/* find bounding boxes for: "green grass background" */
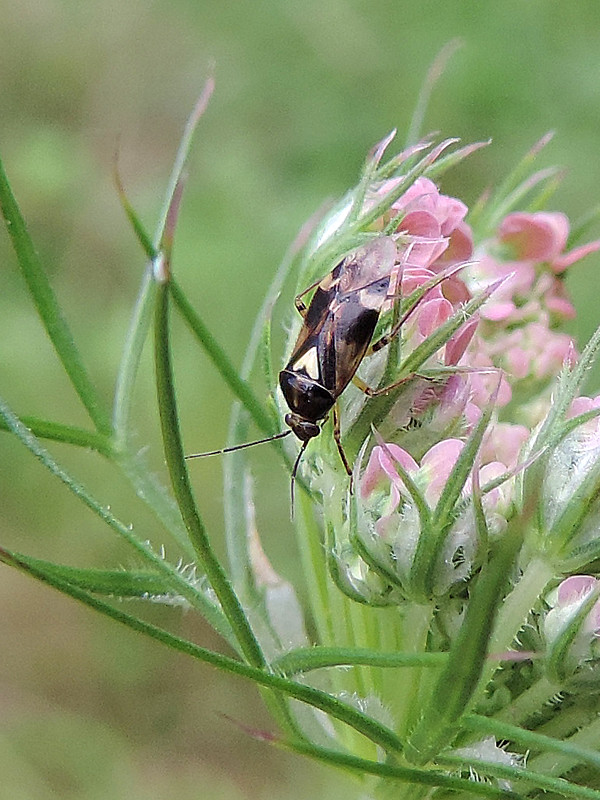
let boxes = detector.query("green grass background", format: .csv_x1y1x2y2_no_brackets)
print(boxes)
1,1,600,797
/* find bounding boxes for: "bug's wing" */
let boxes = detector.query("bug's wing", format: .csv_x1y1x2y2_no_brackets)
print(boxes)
286,236,398,385
285,279,336,369
337,236,398,295
319,294,380,396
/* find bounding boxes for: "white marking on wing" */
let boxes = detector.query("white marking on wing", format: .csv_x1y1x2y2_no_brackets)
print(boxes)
292,346,320,379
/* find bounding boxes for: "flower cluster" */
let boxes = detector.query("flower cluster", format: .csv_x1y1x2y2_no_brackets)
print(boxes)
325,160,600,606
273,134,600,793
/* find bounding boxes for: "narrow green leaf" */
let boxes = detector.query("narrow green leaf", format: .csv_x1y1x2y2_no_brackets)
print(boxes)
0,414,111,455
0,550,174,598
113,79,214,447
568,204,600,248
475,132,554,233
224,231,307,594
112,268,156,449
464,714,600,772
284,739,519,799
273,646,446,675
347,129,396,226
405,40,462,148
533,323,600,457
259,314,280,429
0,544,406,758
0,395,232,643
358,139,459,232
425,139,491,180
113,163,156,261
153,281,265,667
0,156,111,434
481,167,562,237
546,464,600,559
438,751,600,800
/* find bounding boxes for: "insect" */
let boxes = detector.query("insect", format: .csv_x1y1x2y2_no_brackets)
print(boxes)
279,235,403,479
188,235,426,488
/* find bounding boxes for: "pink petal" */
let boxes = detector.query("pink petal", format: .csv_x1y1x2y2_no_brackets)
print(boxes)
438,197,469,236
421,439,465,503
401,265,437,294
532,331,574,379
568,394,600,419
434,221,474,270
499,212,569,261
445,317,479,365
480,301,517,322
551,240,600,272
482,423,529,468
417,297,454,337
546,296,576,319
401,210,441,239
505,346,530,379
360,444,418,500
478,461,507,507
393,176,440,213
557,575,598,605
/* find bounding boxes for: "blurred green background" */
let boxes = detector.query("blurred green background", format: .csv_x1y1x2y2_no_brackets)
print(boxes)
2,1,600,797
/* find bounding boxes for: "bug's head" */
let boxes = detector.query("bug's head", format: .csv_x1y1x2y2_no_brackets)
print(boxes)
285,413,321,443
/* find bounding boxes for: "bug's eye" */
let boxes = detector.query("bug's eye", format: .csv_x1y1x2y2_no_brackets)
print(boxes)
285,414,321,442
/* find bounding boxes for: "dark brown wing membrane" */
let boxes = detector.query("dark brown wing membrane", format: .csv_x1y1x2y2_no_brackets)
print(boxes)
319,289,381,395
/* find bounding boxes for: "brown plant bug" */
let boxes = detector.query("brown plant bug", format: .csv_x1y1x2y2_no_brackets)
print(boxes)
188,235,457,499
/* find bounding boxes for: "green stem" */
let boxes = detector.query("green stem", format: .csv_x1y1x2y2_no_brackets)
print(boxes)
273,646,446,675
112,268,155,448
527,714,600,780
438,752,600,800
153,281,265,667
0,415,111,455
405,519,523,765
286,741,519,800
393,603,435,738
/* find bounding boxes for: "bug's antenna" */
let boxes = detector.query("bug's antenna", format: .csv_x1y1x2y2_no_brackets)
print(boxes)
185,430,291,459
290,440,309,516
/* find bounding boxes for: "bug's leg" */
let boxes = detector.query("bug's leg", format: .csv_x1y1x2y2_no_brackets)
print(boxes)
352,373,421,398
332,404,353,488
294,276,323,316
367,296,416,355
354,365,494,398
